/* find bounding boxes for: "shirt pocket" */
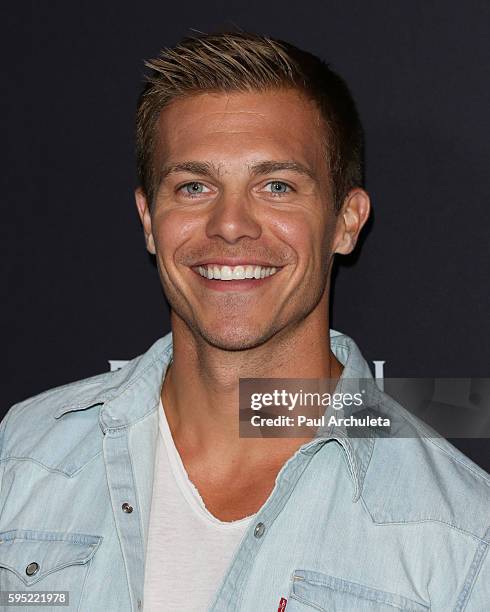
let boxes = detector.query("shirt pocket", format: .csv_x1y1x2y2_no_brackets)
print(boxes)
0,529,102,610
287,569,430,612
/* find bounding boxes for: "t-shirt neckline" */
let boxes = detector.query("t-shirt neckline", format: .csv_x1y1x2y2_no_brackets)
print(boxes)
158,399,255,529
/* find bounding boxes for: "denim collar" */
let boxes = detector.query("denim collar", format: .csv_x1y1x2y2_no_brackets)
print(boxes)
55,329,377,501
300,329,378,502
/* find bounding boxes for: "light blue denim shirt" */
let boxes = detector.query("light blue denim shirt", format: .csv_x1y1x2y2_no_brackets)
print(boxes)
1,330,489,611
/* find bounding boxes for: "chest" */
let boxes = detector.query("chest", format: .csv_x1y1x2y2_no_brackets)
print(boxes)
187,468,279,521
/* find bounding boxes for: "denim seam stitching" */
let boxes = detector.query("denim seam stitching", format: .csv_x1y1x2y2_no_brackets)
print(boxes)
293,575,428,610
78,555,94,612
0,456,76,475
102,346,170,406
359,494,489,544
289,593,326,612
454,526,490,611
423,437,490,486
101,435,134,611
125,424,146,608
0,448,105,477
0,531,102,545
68,449,104,476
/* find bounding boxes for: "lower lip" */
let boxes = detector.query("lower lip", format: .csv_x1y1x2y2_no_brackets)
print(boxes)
191,268,281,291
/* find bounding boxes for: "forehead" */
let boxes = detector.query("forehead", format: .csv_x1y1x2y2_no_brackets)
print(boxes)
154,89,326,169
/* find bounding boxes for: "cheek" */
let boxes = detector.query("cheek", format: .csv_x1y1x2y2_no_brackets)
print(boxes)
152,209,200,260
269,213,329,263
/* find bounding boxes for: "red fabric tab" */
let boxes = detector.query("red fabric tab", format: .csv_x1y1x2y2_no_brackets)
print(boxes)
277,597,287,611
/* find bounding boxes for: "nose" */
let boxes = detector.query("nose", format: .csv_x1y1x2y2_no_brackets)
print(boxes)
205,191,262,244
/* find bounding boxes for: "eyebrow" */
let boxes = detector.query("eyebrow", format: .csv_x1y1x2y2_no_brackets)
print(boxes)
159,161,216,183
248,160,316,181
159,159,317,183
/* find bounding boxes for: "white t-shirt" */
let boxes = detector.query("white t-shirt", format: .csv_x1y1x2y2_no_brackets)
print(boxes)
143,400,254,611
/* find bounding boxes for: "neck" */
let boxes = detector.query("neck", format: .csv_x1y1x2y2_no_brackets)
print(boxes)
161,296,343,468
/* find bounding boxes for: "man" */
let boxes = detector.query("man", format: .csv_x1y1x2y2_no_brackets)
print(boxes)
0,32,488,612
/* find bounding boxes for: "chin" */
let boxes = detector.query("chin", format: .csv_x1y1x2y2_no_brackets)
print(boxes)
198,323,277,352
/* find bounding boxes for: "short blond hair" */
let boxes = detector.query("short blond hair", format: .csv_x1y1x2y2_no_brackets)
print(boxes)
136,31,364,212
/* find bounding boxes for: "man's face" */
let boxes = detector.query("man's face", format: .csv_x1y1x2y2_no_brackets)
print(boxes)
137,89,357,351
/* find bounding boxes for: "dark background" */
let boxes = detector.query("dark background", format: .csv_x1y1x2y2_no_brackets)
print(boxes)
2,2,489,469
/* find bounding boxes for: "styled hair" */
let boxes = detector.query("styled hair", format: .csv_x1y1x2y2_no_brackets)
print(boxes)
136,31,364,213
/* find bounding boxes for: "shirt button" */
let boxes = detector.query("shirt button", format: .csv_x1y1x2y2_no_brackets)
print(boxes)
137,599,142,609
25,562,39,576
254,522,265,538
121,502,133,513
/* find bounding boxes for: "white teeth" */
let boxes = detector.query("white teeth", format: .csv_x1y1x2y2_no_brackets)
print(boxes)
197,264,279,281
220,266,232,280
232,266,245,279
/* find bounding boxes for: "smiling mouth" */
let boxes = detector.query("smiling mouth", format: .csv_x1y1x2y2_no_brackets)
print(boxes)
194,263,279,281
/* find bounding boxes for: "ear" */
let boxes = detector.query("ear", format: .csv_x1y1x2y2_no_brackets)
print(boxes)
332,188,371,255
135,187,156,255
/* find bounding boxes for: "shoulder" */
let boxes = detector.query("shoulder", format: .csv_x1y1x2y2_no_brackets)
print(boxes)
361,392,490,543
0,334,172,471
0,369,117,474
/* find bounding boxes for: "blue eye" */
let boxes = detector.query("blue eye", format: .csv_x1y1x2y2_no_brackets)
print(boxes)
182,182,209,195
266,181,292,194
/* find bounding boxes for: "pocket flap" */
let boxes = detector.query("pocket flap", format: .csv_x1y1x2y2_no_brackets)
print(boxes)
291,569,429,612
0,529,102,586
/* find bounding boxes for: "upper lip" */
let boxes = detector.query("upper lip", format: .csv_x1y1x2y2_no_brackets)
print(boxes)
191,259,283,268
